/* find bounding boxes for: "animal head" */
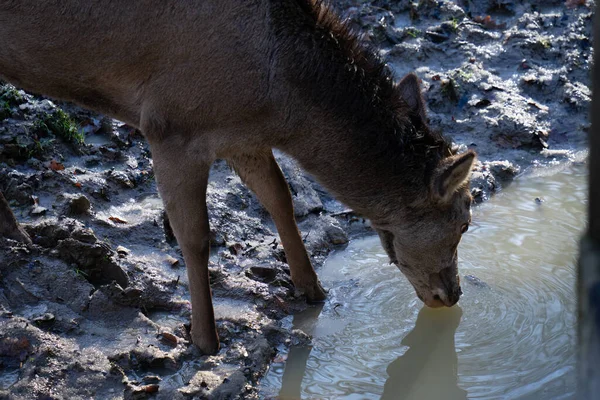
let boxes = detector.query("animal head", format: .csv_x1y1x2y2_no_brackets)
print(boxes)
372,73,476,308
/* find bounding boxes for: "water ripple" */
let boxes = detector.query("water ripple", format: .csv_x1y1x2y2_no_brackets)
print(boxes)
260,164,584,399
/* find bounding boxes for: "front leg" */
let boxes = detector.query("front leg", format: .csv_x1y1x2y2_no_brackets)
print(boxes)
229,150,326,302
149,139,219,354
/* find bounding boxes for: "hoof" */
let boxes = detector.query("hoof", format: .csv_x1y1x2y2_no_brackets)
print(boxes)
191,332,220,355
297,280,327,303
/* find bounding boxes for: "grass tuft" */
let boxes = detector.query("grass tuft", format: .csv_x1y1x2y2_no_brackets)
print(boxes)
34,109,85,145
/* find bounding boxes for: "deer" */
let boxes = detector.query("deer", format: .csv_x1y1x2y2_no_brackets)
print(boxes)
0,0,476,354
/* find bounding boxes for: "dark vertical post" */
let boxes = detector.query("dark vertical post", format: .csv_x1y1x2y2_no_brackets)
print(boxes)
578,6,600,399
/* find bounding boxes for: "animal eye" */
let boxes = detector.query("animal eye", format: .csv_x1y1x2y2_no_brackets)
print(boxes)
461,224,469,234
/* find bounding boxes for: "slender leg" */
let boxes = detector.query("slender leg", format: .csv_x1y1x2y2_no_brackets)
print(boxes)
149,140,219,354
230,150,326,302
0,191,31,244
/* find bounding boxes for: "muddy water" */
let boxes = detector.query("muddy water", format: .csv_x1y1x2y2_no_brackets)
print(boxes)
260,161,586,399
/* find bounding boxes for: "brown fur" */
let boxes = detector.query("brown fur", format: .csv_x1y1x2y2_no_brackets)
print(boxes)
0,0,475,353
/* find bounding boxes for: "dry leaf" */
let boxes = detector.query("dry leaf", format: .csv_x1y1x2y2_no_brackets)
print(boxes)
160,331,178,346
137,384,159,393
566,0,586,8
49,160,65,171
109,216,128,224
74,182,82,188
473,15,507,30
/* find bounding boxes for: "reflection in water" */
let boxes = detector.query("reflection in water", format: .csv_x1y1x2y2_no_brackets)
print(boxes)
278,304,324,400
260,160,585,399
382,306,466,400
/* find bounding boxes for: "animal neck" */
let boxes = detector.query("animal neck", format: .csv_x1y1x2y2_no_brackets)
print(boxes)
270,0,447,221
285,117,425,222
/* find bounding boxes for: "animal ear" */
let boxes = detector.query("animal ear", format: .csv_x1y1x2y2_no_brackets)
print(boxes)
432,151,476,202
398,73,427,122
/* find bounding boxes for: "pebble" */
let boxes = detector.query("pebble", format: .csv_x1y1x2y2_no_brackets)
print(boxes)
165,255,179,267
33,313,55,324
68,195,91,214
325,223,349,245
142,375,162,384
464,274,490,289
116,245,130,257
30,206,47,216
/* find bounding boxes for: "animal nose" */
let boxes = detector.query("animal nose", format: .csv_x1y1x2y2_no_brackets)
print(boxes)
444,285,462,306
433,268,462,307
429,285,462,308
425,294,445,308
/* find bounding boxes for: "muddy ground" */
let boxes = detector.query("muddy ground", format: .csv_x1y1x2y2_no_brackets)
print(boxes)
0,0,592,399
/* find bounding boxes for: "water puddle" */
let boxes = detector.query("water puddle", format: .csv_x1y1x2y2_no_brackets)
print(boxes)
260,161,586,399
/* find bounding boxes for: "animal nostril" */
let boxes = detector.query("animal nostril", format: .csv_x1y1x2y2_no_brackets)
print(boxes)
433,294,441,302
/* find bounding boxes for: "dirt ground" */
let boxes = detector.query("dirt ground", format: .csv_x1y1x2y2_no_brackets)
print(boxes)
0,0,592,399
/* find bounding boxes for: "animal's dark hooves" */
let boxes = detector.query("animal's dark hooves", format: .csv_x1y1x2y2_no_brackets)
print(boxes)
194,340,220,355
190,330,220,355
301,281,328,303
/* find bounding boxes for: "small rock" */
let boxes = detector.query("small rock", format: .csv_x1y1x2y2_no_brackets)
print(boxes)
30,206,47,216
71,228,97,244
33,312,55,324
229,243,244,256
165,255,179,267
325,223,349,245
106,169,134,188
464,274,490,289
535,197,545,204
142,376,162,384
486,160,520,184
122,287,142,299
68,195,91,215
426,30,450,43
116,245,130,257
470,188,484,203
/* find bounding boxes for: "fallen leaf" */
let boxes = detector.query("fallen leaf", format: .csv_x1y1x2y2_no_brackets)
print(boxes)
473,15,507,30
74,182,82,188
139,384,159,393
431,74,441,81
109,216,128,224
49,160,65,171
566,0,586,8
160,331,178,346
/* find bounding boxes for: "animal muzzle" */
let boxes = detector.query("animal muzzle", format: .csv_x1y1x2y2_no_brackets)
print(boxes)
423,269,462,307
419,288,461,308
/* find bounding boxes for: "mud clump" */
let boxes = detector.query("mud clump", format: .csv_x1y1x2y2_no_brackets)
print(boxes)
67,194,91,215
